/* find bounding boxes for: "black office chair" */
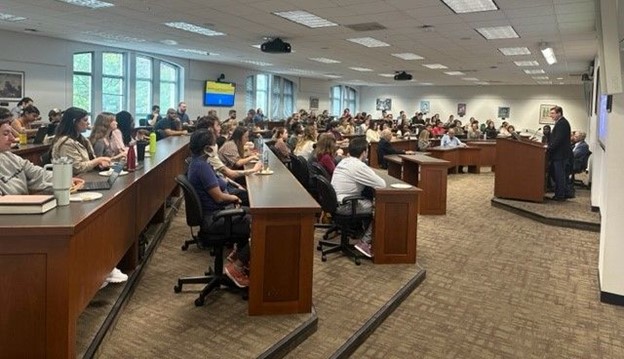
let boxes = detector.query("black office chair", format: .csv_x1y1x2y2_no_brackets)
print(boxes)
572,151,591,189
314,175,372,265
172,174,248,306
289,154,316,195
40,150,52,166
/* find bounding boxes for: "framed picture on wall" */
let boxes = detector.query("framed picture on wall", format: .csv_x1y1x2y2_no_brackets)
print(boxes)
0,70,24,101
376,98,392,111
539,104,556,124
420,100,430,114
457,103,466,117
498,106,510,119
309,97,319,110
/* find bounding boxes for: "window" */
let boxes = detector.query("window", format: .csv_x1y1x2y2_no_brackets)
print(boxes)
246,74,294,120
73,53,93,113
102,52,125,113
135,56,152,120
330,85,357,116
160,62,179,111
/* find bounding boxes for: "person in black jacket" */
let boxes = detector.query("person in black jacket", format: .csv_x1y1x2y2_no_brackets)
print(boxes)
377,129,415,169
547,106,574,201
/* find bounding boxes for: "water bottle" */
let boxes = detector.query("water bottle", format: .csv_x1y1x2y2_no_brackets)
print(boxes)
149,131,157,153
127,144,136,171
262,143,269,170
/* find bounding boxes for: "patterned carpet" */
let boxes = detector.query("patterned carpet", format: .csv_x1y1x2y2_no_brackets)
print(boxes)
88,171,624,359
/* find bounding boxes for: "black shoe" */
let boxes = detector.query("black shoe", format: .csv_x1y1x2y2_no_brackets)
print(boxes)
565,194,575,199
547,196,566,202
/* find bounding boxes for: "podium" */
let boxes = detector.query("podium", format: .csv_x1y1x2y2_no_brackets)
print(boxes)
494,138,547,202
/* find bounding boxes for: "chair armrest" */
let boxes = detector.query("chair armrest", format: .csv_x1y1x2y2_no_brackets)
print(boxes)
213,208,246,220
342,195,368,216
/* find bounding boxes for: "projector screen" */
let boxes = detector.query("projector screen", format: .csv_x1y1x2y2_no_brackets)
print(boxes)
597,93,609,149
203,81,236,107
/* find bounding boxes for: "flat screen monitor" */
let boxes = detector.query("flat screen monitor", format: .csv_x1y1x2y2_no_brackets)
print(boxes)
203,81,235,107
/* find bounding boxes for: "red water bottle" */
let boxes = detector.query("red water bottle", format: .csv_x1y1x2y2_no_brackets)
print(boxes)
126,145,136,171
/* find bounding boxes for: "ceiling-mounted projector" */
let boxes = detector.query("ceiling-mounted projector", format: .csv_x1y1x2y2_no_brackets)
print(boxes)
394,71,413,81
260,38,291,53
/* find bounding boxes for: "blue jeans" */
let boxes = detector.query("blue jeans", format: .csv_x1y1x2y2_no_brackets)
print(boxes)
551,159,572,198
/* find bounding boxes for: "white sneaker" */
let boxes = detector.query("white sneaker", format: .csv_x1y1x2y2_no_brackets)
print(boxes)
106,268,128,283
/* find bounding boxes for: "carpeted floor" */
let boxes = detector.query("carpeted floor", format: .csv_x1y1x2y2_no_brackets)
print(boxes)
90,171,624,359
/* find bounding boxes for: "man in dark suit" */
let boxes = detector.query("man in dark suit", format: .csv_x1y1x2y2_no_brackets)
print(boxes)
377,129,415,169
572,131,590,173
547,106,574,201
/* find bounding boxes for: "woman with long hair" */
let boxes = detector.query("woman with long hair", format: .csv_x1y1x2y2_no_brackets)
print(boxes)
314,133,338,176
115,111,139,146
272,127,291,162
89,112,126,158
51,107,111,174
294,125,317,161
218,126,258,169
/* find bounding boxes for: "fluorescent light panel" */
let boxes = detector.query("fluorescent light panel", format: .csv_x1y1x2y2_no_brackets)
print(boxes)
179,49,215,56
273,10,338,28
524,69,545,74
541,46,557,65
475,81,489,85
309,57,341,64
462,77,479,81
419,83,434,86
442,0,498,14
0,12,27,22
537,81,553,85
378,74,396,77
476,25,519,39
349,67,373,72
444,71,465,76
160,40,178,46
532,76,549,80
56,0,114,8
392,53,424,60
241,60,273,66
514,60,539,67
347,37,390,48
83,31,145,42
499,47,531,56
423,63,448,69
164,22,225,36
324,74,342,79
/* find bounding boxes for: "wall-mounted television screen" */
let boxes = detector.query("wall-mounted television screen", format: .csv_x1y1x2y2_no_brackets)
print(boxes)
203,81,236,107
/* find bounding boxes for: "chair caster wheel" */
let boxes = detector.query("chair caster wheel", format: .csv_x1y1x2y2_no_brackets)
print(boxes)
317,244,322,251
181,244,188,251
355,259,361,265
173,284,182,293
242,293,249,301
194,297,205,306
323,234,329,240
321,255,327,262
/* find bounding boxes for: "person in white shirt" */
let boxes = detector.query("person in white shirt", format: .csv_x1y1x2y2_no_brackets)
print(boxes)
440,128,465,147
331,137,386,258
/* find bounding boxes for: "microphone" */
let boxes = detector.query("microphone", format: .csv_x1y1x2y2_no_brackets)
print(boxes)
529,127,542,141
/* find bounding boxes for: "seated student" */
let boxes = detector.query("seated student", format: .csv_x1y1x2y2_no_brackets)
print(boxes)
44,108,63,145
378,129,415,169
572,131,590,173
144,105,162,126
484,120,498,139
466,122,482,140
218,126,258,170
431,121,446,137
542,125,552,144
154,108,187,140
418,124,432,151
89,112,126,158
293,125,317,161
365,121,381,143
51,107,112,175
287,123,304,150
12,105,41,138
440,128,466,147
314,133,338,176
272,127,291,163
187,129,252,287
116,111,148,146
331,137,386,258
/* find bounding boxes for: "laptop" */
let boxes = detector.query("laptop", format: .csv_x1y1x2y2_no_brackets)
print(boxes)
79,164,123,191
32,126,48,144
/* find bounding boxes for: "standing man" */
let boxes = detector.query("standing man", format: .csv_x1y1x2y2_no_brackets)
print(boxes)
176,101,191,125
547,106,574,201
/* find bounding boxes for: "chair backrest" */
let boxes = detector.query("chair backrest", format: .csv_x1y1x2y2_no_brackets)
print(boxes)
40,150,52,166
310,161,330,181
174,174,204,228
289,154,310,187
314,175,338,214
574,151,591,173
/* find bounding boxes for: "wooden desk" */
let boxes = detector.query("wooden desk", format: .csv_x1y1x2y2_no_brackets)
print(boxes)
464,140,496,170
12,143,50,166
385,154,404,180
427,146,481,174
0,136,189,358
246,150,320,315
368,138,417,168
399,154,450,215
372,169,421,264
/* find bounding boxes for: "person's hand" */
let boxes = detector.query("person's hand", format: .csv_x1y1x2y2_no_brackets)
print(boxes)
336,148,344,157
251,162,262,172
406,150,416,155
249,154,259,162
70,178,85,192
181,130,188,135
98,157,112,168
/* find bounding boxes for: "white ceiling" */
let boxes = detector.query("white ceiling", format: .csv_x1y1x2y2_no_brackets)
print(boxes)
0,0,597,86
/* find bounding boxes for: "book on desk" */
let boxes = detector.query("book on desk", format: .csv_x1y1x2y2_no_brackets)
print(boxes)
0,194,57,214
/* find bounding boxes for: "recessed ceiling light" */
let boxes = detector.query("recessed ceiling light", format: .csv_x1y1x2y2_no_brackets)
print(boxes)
514,60,539,67
442,0,498,14
179,49,216,56
378,74,396,77
462,77,479,81
349,67,374,72
537,81,553,85
532,76,549,80
284,68,317,74
392,53,424,60
524,69,545,74
55,0,114,8
556,77,563,80
475,26,519,40
499,47,531,56
160,39,178,46
540,43,557,65
273,10,338,28
251,44,262,49
347,37,390,48
444,71,465,76
0,12,27,22
309,57,341,64
164,22,226,37
240,60,273,67
419,83,434,86
423,63,448,69
324,74,342,79
475,81,490,85
83,31,145,42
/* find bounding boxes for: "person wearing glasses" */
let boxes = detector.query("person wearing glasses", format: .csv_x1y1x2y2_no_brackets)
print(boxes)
51,107,112,175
